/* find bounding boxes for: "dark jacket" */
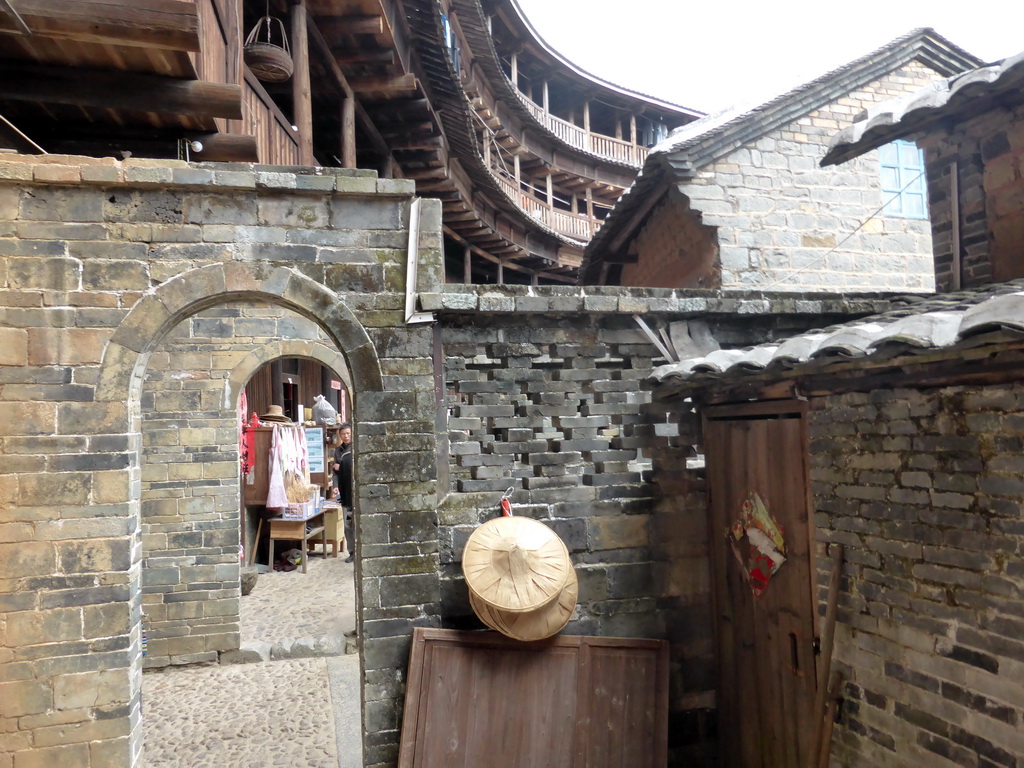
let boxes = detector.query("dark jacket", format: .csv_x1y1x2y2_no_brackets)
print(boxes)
332,444,352,508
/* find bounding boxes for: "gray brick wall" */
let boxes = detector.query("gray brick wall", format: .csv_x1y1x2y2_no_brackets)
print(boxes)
633,62,941,293
809,385,1024,767
922,101,1024,291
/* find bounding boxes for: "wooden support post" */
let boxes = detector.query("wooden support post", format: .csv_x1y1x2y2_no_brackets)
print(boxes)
630,114,637,145
513,154,520,187
271,361,284,408
542,80,549,113
583,99,591,152
463,245,472,284
291,0,314,165
614,114,622,140
341,95,356,168
586,188,595,236
546,173,553,207
571,193,578,215
483,131,491,167
510,52,518,90
807,545,844,768
497,258,504,285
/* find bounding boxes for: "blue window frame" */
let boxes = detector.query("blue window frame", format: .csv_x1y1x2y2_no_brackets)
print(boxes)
879,140,927,218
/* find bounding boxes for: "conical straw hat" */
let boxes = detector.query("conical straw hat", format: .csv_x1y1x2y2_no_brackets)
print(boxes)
462,516,572,613
469,567,578,642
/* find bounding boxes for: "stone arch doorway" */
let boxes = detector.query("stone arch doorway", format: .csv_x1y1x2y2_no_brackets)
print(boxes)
92,263,383,761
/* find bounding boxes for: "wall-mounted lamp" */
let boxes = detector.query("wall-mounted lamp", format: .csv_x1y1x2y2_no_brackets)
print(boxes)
177,138,204,162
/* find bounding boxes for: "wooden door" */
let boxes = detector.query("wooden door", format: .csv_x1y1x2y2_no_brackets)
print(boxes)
703,402,817,768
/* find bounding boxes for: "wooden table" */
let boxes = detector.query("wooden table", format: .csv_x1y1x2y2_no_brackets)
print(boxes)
267,509,327,574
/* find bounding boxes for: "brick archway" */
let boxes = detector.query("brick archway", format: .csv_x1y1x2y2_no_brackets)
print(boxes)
95,262,383,414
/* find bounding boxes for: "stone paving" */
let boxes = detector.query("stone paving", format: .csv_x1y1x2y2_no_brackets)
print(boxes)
143,552,362,767
238,553,358,659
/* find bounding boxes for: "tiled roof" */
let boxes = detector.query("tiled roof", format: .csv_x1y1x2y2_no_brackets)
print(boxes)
579,29,982,284
822,50,1024,166
649,281,1024,397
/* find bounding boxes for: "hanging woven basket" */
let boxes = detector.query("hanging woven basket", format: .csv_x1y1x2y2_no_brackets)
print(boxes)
244,15,293,82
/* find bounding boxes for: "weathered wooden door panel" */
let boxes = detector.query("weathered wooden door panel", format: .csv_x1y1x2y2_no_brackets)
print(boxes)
704,404,816,768
577,644,666,767
415,643,579,768
400,628,669,768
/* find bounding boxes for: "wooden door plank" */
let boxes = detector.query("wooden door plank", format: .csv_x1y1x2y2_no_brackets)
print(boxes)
705,409,817,768
399,629,666,768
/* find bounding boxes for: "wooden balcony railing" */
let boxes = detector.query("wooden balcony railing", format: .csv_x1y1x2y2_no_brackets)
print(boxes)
243,70,302,166
513,90,649,167
492,171,594,242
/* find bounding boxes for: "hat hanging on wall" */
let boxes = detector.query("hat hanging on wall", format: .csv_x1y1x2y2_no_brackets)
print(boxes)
260,405,292,423
462,514,577,642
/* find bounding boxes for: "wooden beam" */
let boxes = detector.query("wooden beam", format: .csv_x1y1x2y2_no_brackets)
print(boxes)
318,15,384,36
349,74,417,94
0,0,200,51
291,0,314,165
0,0,32,36
331,49,394,66
0,63,241,119
307,18,353,98
44,131,258,162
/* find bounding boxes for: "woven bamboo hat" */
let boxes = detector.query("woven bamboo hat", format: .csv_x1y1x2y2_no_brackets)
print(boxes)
260,405,291,423
462,515,577,641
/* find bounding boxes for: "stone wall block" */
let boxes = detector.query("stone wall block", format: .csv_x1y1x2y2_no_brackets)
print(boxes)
57,402,128,436
108,295,171,354
155,265,228,319
330,198,403,230
258,197,329,228
7,256,81,292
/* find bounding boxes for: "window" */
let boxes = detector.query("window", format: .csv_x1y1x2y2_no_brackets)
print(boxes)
879,139,926,218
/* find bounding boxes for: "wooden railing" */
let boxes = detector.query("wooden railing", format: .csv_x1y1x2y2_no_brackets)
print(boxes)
492,171,593,241
243,70,302,166
513,90,649,167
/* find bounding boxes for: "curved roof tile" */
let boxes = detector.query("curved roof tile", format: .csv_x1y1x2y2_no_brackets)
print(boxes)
649,281,1024,392
822,51,1024,166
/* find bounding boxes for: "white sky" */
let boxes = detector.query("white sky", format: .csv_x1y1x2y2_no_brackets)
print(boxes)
514,0,1020,115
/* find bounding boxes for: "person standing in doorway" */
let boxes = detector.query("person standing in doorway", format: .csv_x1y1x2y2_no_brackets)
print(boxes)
331,424,354,562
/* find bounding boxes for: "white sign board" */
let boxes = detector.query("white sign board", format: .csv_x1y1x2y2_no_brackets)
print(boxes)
305,428,325,473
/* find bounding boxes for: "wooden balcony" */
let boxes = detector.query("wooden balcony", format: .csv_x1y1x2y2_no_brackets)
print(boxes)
492,170,593,242
514,89,650,167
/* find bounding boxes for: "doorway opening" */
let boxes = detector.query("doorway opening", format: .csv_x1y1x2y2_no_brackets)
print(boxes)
239,355,357,656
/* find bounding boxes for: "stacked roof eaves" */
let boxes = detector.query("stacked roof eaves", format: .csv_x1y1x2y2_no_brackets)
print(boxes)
453,0,649,172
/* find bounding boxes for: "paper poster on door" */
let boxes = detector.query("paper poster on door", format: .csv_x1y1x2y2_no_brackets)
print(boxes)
727,491,787,597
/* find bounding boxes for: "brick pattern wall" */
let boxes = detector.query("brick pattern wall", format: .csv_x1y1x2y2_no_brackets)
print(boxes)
923,102,1024,290
809,385,1024,767
669,62,939,292
620,197,719,289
